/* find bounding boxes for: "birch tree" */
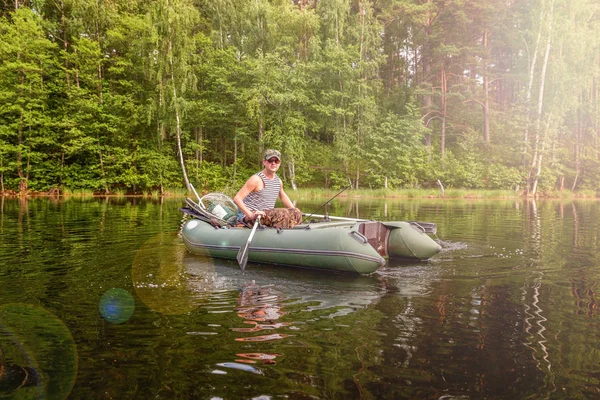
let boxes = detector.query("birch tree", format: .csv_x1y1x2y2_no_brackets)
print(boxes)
527,0,554,196
148,0,200,192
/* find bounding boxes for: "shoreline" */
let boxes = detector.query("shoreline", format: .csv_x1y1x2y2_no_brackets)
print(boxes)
2,188,598,200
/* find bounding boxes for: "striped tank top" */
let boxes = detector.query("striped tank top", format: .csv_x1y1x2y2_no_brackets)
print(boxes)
243,172,281,211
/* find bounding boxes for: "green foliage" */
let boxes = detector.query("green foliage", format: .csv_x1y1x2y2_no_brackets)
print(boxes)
191,161,235,193
0,1,598,194
438,151,484,189
484,164,524,190
0,8,60,191
328,171,350,190
366,103,430,188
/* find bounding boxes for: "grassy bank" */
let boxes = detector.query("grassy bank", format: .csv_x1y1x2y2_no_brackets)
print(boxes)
3,187,597,200
287,188,599,200
1,187,191,198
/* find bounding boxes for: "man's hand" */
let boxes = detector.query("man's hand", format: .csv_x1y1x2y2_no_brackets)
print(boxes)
247,210,265,222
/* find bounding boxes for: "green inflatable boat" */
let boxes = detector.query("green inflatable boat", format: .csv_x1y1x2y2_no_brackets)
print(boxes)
180,215,441,274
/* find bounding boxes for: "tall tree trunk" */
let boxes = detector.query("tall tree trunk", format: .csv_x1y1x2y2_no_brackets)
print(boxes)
97,138,108,194
60,0,70,89
423,58,432,149
169,36,190,191
528,0,554,195
571,159,580,190
220,132,225,166
74,47,80,88
258,108,264,165
17,111,27,194
559,176,564,191
233,135,238,183
523,1,544,167
17,66,27,195
288,158,297,191
358,0,365,65
195,126,202,184
572,113,581,190
94,17,108,193
482,30,490,143
531,112,552,195
215,1,224,49
483,75,490,143
0,157,4,193
95,19,103,105
158,123,165,195
421,0,435,150
440,65,447,161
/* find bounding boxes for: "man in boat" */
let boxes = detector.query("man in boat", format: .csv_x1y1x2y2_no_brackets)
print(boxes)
233,149,301,227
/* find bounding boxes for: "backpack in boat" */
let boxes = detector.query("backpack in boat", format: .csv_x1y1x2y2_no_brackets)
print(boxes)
261,208,303,229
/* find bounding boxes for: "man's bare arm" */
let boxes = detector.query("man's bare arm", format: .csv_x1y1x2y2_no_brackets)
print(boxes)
234,175,264,219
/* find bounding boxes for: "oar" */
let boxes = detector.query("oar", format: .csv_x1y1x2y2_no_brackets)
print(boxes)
236,215,261,271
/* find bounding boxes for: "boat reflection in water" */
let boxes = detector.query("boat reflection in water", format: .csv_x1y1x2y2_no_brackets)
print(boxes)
184,254,385,314
184,252,387,375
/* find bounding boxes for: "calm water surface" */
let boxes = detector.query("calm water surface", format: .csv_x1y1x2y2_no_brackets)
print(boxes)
0,197,599,399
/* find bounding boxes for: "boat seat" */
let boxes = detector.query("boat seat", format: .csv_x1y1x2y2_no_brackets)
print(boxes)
358,221,389,257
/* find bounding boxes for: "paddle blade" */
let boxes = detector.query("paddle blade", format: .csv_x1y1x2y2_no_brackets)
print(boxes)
236,216,260,271
236,241,250,271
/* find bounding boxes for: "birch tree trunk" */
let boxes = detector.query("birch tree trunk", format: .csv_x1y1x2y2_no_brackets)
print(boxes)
482,30,490,143
288,158,297,191
0,157,4,193
94,17,108,194
523,1,544,167
169,36,191,191
531,112,552,194
233,136,237,183
258,109,264,165
421,0,435,150
17,110,26,194
529,0,554,196
440,65,447,161
572,111,581,190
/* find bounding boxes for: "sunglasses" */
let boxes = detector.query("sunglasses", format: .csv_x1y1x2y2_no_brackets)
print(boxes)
266,158,280,164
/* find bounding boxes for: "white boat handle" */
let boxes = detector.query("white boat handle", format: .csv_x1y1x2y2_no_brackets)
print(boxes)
349,230,369,244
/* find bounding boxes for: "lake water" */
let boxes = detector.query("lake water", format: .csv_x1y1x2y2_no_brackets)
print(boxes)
0,197,599,399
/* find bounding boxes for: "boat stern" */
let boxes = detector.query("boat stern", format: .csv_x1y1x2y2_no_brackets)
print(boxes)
386,222,442,260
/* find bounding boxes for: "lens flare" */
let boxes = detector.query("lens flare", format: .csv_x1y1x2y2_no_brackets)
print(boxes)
132,232,215,315
99,288,135,324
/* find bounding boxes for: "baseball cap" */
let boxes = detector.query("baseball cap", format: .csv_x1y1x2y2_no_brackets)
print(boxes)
263,149,281,161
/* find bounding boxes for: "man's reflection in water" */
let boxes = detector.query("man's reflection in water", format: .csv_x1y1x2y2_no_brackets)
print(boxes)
232,283,287,364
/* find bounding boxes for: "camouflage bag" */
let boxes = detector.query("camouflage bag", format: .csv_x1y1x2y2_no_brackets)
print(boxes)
261,208,303,229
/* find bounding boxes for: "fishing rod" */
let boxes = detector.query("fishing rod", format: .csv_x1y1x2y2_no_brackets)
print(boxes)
301,176,361,224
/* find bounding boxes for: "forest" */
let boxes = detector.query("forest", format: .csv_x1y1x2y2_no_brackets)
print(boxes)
0,0,598,195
